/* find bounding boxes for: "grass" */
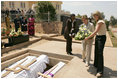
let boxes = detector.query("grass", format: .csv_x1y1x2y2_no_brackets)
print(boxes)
108,29,117,47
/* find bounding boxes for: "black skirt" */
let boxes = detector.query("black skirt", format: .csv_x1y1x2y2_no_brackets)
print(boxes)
21,25,27,31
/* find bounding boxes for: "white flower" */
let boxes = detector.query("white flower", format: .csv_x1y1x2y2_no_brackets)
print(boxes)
74,26,92,40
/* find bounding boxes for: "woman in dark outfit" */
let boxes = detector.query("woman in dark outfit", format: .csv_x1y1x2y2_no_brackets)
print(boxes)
85,11,107,77
21,17,27,34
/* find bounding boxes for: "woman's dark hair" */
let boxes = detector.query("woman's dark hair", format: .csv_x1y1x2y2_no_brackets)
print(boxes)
31,15,33,18
6,12,9,16
70,14,75,17
81,15,88,20
22,16,25,19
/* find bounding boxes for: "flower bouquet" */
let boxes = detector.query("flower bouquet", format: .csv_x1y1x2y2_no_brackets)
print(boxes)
9,28,18,37
1,28,6,36
74,25,92,40
17,28,23,36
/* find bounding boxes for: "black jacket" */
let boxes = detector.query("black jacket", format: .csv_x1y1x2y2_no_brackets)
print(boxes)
64,18,76,39
14,18,21,28
21,19,27,27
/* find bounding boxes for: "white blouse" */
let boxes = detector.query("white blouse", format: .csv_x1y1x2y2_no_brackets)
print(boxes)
96,20,106,35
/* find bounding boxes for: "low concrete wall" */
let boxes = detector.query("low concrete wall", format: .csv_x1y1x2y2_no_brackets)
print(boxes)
35,22,62,35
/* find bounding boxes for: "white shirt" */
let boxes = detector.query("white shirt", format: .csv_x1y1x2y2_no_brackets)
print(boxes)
96,20,106,35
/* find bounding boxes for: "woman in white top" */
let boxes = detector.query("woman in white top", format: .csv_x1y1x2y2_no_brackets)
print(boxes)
85,11,106,77
81,15,94,67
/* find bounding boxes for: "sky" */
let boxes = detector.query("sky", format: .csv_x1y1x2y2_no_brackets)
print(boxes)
62,1,117,20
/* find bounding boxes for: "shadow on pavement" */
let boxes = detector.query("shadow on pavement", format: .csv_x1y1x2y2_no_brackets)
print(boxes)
87,65,97,76
87,65,117,78
73,53,82,59
102,67,117,78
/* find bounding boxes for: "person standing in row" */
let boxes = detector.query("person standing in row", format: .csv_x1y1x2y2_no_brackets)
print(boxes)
14,15,21,32
28,15,35,36
5,13,11,36
85,11,107,77
21,16,27,34
81,15,94,67
64,14,76,55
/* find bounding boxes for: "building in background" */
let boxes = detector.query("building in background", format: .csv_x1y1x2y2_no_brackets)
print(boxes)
1,1,35,11
61,10,70,15
2,1,62,13
1,1,70,21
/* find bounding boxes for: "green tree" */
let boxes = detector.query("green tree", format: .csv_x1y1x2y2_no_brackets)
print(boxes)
110,16,117,26
105,19,110,31
35,1,57,22
1,1,4,7
76,14,81,18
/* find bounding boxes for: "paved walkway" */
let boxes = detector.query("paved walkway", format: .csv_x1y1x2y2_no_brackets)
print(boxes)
29,40,116,78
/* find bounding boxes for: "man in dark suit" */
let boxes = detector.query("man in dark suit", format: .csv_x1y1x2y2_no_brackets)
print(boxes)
64,14,76,55
14,15,21,32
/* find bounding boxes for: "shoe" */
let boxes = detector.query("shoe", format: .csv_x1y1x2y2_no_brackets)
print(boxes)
82,59,85,62
96,73,102,78
85,63,89,67
69,52,73,55
67,52,73,55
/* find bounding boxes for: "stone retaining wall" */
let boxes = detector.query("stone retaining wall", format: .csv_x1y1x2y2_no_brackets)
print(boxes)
35,22,62,35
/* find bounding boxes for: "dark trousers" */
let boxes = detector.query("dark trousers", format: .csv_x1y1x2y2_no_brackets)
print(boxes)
94,35,106,74
15,26,20,32
66,37,72,53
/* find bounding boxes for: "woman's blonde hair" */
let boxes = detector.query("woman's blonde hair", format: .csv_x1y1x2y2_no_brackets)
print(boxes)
93,11,103,20
81,15,88,20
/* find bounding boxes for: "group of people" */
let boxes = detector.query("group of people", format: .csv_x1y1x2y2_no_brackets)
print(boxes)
2,8,23,15
64,11,106,77
4,9,107,77
5,13,35,36
2,8,34,17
